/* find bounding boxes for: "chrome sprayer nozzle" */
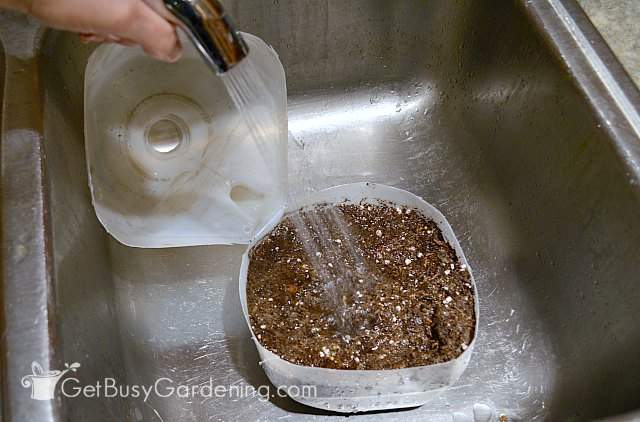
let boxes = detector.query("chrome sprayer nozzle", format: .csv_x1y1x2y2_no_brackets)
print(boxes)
163,0,249,73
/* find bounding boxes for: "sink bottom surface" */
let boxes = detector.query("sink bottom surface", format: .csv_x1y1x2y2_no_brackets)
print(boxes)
104,86,556,422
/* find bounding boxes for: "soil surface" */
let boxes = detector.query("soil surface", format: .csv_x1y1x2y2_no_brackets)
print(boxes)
246,201,476,370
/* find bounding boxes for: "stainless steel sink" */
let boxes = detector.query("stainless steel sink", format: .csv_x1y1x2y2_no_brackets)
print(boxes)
2,0,640,421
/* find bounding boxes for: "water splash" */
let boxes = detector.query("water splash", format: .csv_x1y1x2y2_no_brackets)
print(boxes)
287,204,379,334
220,57,280,172
222,53,376,335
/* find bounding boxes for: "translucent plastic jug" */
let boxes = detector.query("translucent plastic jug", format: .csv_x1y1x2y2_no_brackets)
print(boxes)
84,33,287,247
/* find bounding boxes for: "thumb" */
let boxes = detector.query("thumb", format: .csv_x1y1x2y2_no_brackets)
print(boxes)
142,0,181,25
117,1,182,62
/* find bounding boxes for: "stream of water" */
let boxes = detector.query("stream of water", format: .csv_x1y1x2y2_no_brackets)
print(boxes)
221,56,375,334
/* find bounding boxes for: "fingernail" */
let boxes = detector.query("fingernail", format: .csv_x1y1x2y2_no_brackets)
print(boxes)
80,35,104,44
166,43,182,63
106,35,124,43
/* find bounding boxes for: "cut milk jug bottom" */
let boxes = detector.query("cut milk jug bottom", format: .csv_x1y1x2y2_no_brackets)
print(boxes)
84,32,287,248
239,183,479,413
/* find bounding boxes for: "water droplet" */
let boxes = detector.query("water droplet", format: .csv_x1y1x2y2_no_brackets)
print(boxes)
473,403,495,422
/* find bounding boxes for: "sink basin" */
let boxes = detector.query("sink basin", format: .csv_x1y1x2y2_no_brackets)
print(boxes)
2,0,640,421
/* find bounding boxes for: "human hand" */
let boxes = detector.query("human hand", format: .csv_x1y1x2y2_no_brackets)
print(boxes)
1,0,182,62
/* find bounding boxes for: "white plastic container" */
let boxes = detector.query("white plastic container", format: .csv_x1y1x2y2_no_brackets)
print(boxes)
84,33,287,247
239,183,479,413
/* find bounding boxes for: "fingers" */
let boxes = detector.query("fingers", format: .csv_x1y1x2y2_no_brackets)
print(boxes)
79,32,106,44
29,0,182,62
111,1,182,62
79,32,136,47
143,0,180,25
